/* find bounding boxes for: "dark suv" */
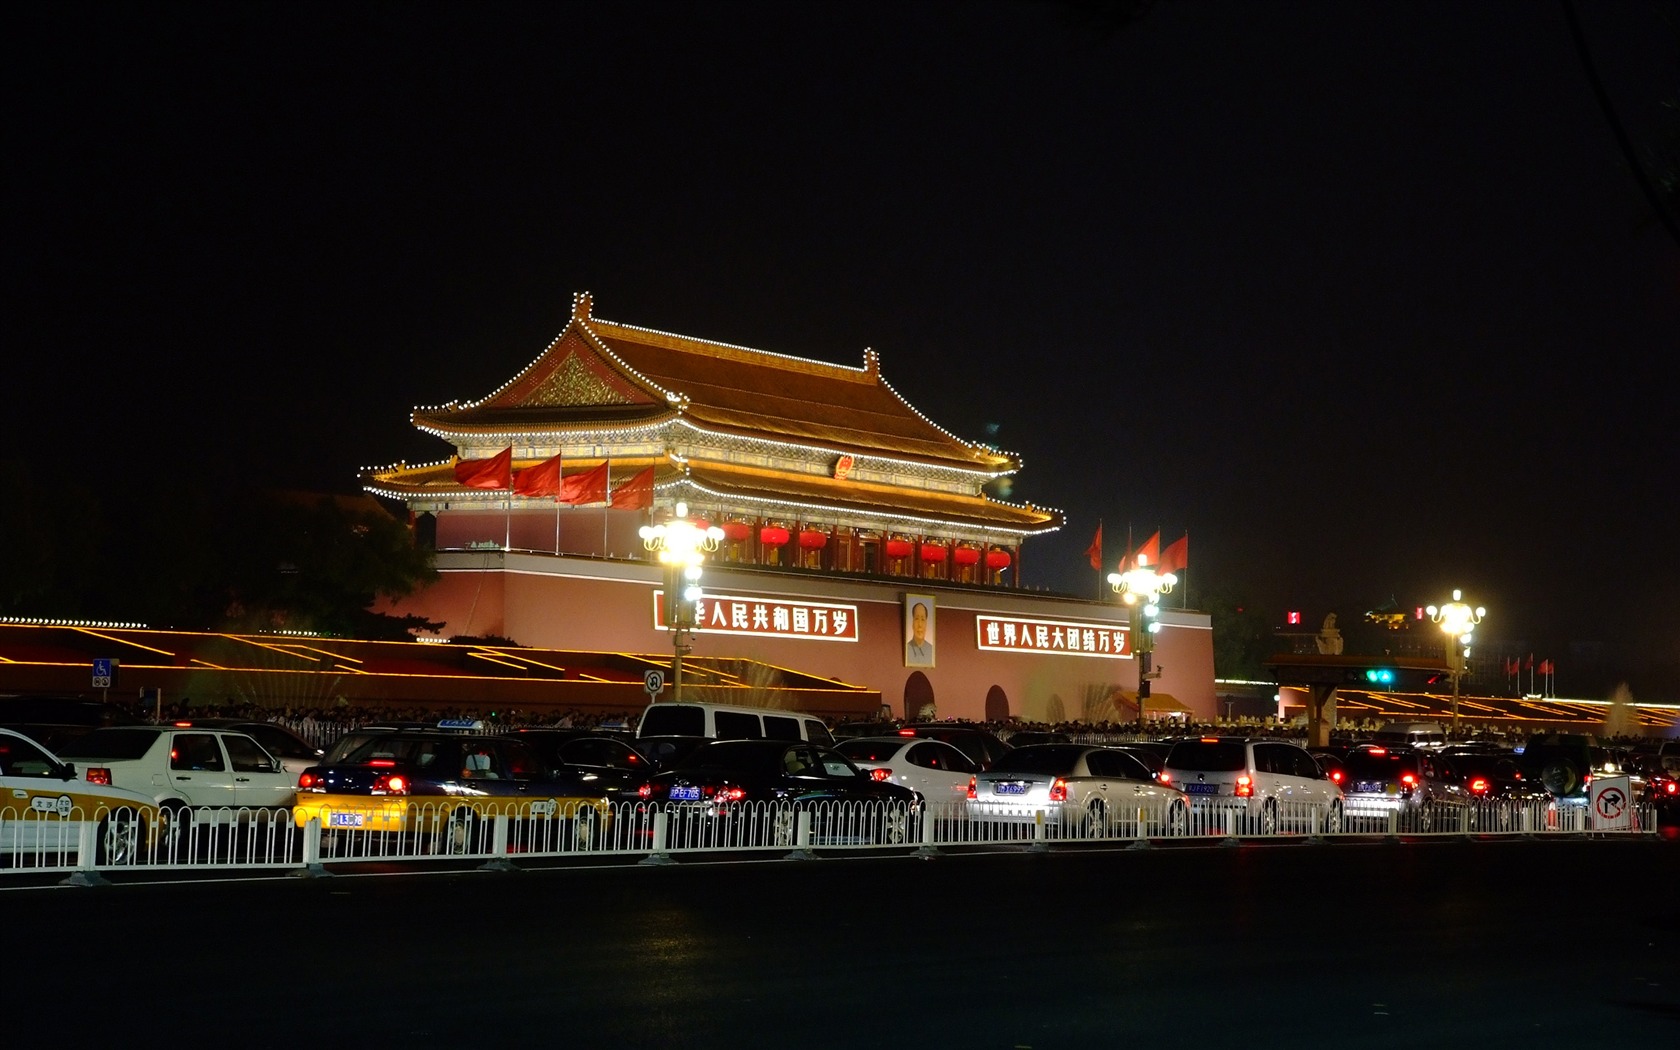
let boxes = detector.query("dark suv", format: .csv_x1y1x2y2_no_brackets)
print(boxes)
1519,733,1613,807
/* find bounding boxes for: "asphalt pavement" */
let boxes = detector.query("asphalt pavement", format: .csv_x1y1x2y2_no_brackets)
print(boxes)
12,837,1677,1049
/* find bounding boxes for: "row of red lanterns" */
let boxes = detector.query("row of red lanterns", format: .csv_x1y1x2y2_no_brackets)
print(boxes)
715,521,1010,569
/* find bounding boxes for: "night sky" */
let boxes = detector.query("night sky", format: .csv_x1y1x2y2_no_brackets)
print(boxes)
10,2,1678,689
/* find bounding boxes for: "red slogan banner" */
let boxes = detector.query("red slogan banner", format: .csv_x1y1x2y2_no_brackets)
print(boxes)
975,616,1130,658
652,591,859,642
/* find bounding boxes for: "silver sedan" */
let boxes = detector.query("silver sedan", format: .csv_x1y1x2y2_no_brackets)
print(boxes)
967,744,1190,838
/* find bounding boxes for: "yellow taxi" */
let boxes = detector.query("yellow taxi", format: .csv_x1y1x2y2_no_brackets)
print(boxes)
1,727,162,866
293,723,613,855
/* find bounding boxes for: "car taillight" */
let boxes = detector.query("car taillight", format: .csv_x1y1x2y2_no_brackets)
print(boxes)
1401,772,1417,787
298,772,317,790
1235,774,1253,797
714,786,746,802
1049,777,1068,802
638,784,653,799
1368,747,1387,756
966,776,977,800
1329,770,1343,784
1664,781,1678,796
1469,777,1489,794
1582,773,1593,786
373,774,408,795
1158,770,1172,785
868,768,892,782
85,767,112,786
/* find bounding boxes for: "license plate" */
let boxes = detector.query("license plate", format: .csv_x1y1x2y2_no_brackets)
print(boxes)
328,812,365,827
994,782,1027,795
670,785,701,801
1355,781,1381,793
1185,783,1219,795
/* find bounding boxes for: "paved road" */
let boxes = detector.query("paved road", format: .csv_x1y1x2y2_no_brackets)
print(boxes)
14,838,1678,1048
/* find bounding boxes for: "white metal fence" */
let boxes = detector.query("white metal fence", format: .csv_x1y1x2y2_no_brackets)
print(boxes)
0,795,1658,882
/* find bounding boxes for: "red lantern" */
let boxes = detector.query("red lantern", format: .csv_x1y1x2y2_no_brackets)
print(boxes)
759,526,790,547
953,546,981,567
690,518,710,533
722,521,752,543
798,529,828,550
920,543,948,563
986,549,1012,570
884,538,913,559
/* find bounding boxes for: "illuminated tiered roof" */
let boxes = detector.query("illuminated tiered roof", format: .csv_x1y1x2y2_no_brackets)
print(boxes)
365,292,1061,540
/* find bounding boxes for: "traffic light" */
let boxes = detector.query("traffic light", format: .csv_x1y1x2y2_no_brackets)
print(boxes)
1346,666,1397,687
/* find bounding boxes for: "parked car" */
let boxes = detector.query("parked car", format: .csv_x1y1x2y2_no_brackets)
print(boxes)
0,694,146,754
835,735,979,808
1339,744,1472,832
896,723,1012,771
967,743,1190,838
1518,733,1616,808
0,726,162,865
636,739,921,847
56,725,297,818
1163,737,1343,834
512,728,657,801
294,728,614,854
164,718,325,775
636,701,834,745
1441,748,1550,829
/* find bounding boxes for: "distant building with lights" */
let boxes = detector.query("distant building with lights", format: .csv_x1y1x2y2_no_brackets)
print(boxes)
364,293,1216,722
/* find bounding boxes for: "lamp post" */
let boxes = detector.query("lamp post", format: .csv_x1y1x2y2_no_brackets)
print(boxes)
639,502,722,701
1108,555,1178,731
1426,589,1485,738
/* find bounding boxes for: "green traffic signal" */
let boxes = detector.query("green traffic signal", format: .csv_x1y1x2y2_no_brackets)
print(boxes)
1364,668,1396,685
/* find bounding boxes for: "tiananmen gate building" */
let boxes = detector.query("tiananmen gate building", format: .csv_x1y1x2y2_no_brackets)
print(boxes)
365,293,1216,723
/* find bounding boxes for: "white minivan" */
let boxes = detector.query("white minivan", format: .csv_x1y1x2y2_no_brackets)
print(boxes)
1164,736,1344,835
636,701,834,746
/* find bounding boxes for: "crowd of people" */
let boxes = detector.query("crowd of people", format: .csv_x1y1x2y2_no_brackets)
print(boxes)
100,695,1674,751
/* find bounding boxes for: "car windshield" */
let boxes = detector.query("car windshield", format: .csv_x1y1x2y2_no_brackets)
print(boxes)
1165,741,1246,772
836,740,902,763
55,728,160,760
639,706,706,737
340,736,454,768
1343,752,1417,779
669,742,779,774
990,745,1085,774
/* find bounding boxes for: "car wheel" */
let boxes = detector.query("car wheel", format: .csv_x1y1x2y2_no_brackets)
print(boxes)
442,808,479,855
1324,800,1344,835
1259,799,1278,836
1541,760,1580,797
159,801,189,858
1083,797,1109,839
770,806,798,848
96,808,142,866
571,806,601,851
1166,799,1189,837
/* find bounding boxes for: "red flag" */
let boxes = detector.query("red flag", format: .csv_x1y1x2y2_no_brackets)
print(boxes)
559,461,610,505
1505,657,1518,675
512,452,562,498
453,446,512,489
612,466,655,510
1540,659,1553,675
1158,534,1188,577
1523,653,1534,670
1133,531,1161,570
1085,524,1103,571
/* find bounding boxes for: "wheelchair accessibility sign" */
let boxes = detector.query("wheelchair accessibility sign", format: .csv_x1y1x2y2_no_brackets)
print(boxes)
1589,775,1632,831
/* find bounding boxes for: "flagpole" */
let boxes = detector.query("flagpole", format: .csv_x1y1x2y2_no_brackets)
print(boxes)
603,459,611,554
553,496,560,555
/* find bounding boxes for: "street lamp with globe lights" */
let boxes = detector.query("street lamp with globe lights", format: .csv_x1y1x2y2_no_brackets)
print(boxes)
639,502,723,701
1426,589,1485,736
1108,555,1178,730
